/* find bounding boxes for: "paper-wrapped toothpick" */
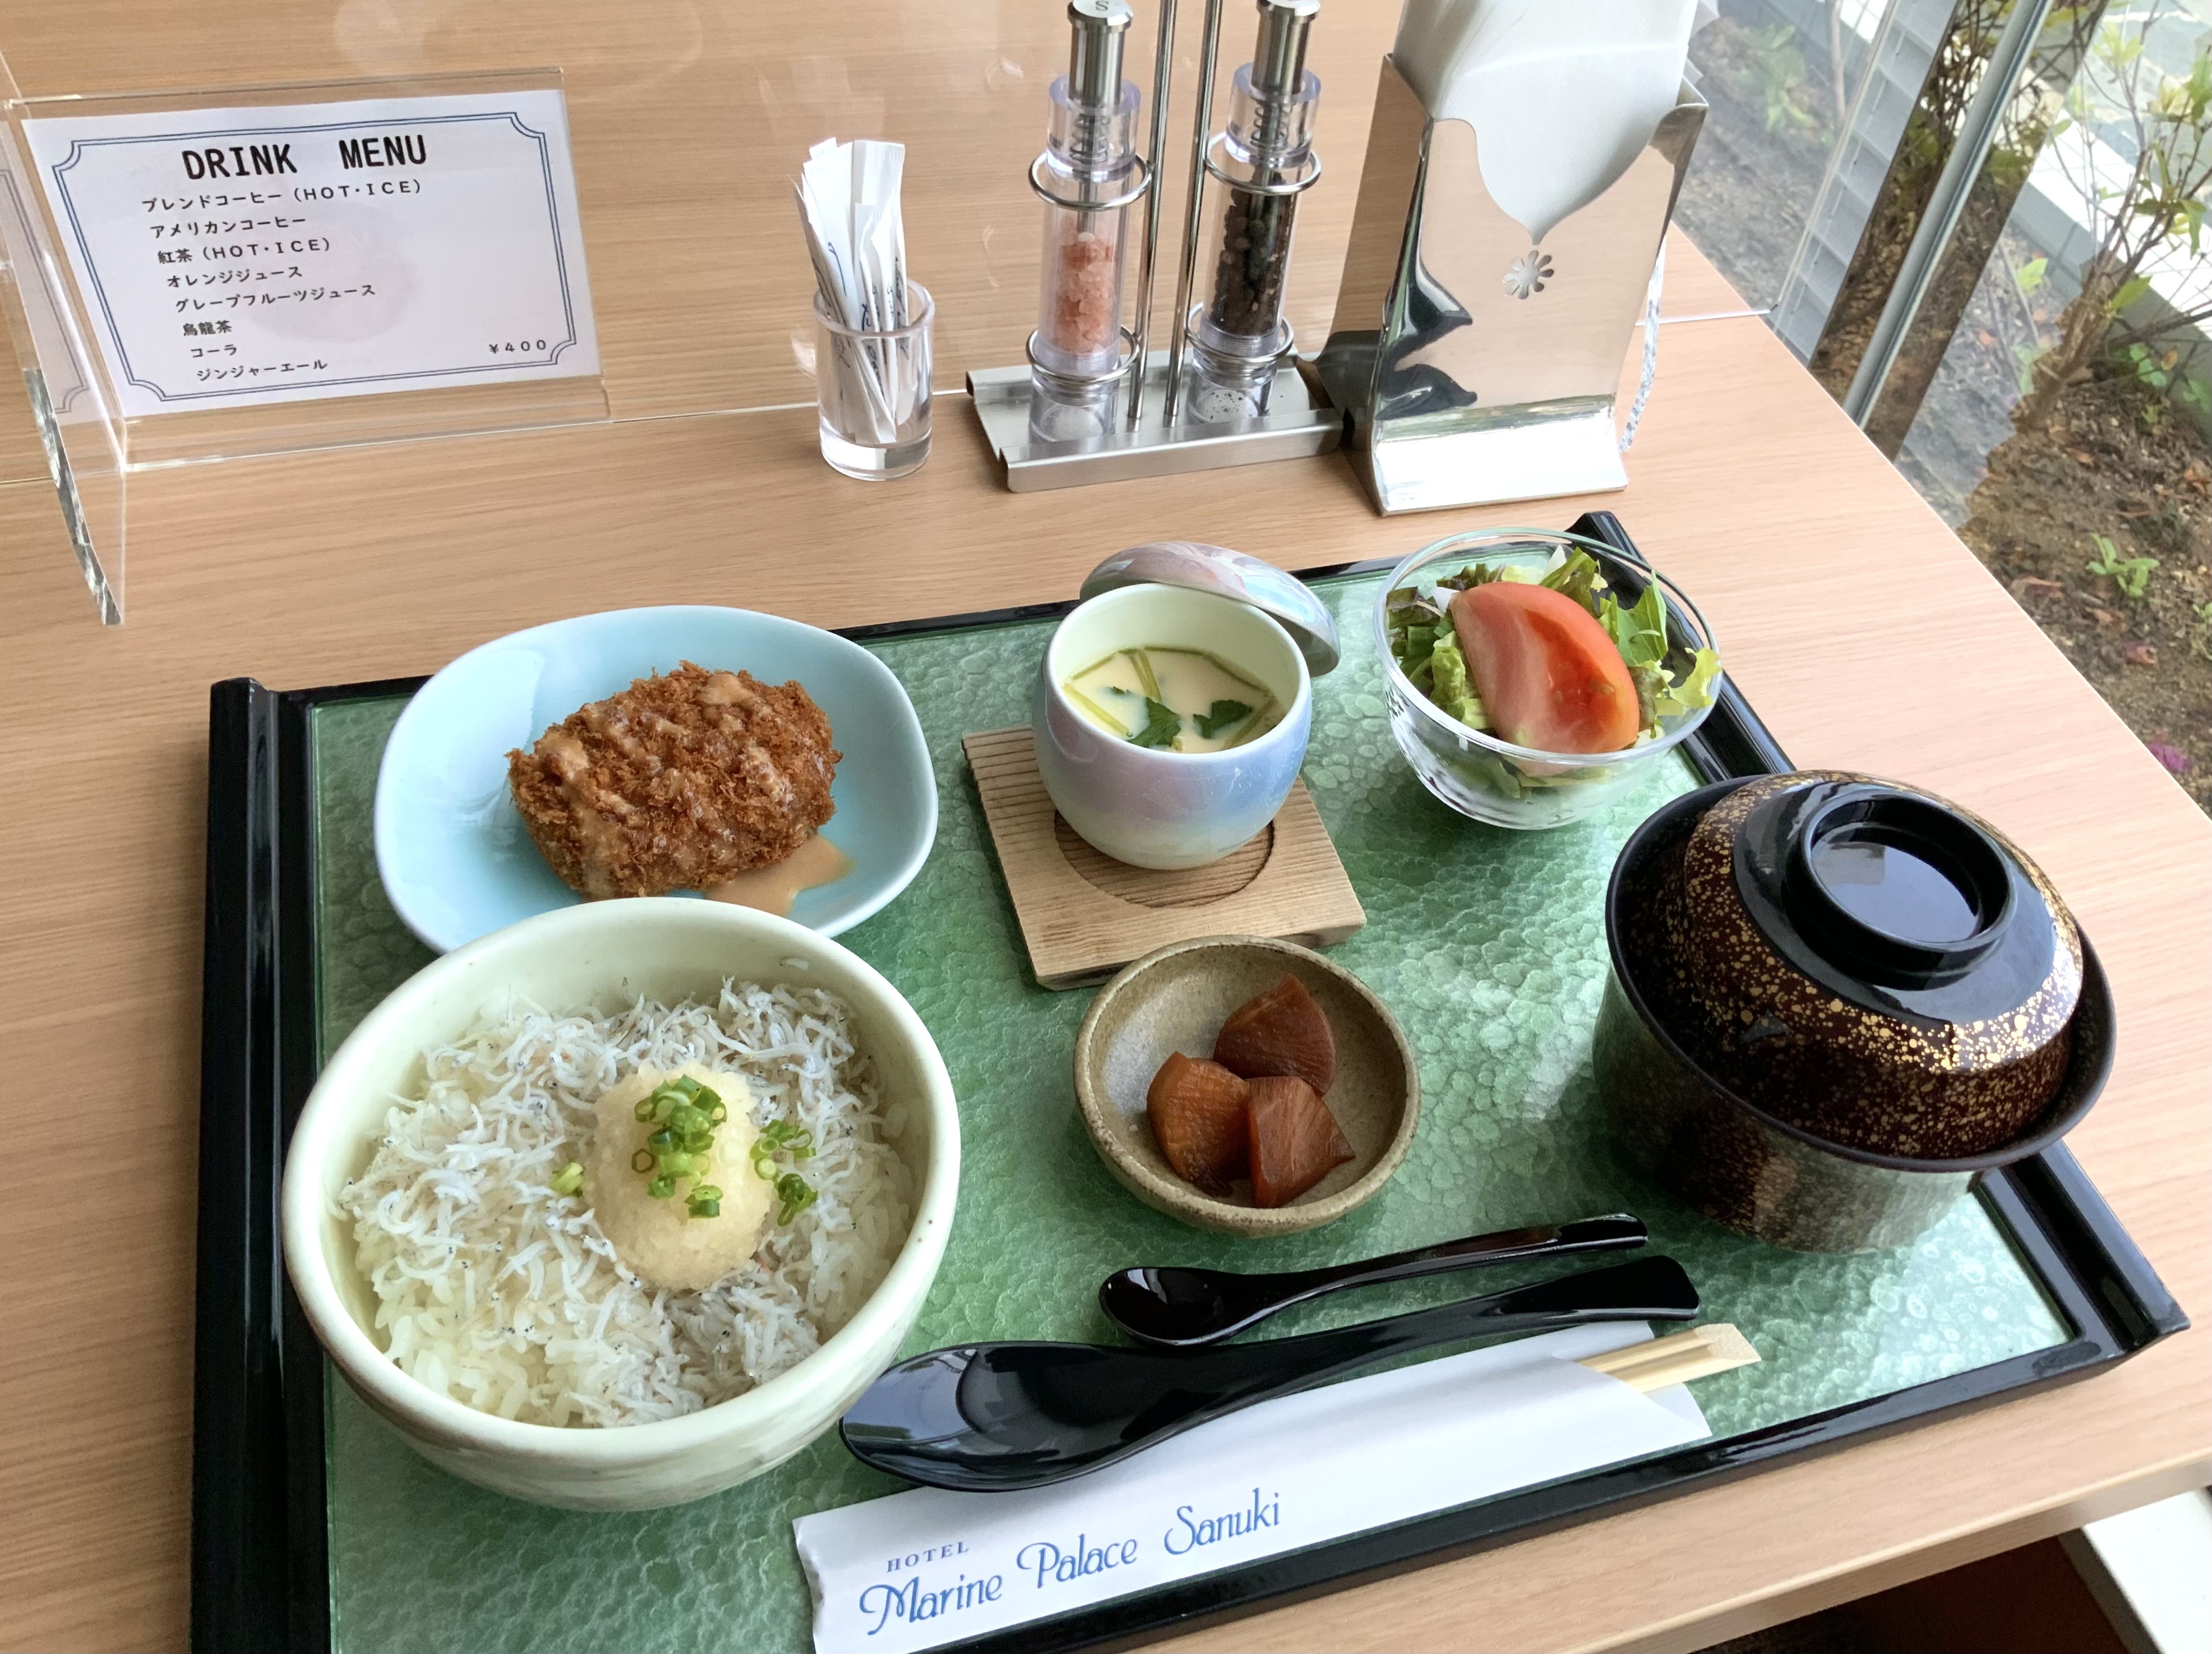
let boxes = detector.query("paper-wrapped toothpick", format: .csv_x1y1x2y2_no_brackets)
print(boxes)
795,137,914,439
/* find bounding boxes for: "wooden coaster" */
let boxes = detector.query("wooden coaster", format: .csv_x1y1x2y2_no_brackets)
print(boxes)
963,726,1366,989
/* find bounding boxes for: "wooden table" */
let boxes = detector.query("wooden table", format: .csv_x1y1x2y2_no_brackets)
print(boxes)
0,7,2205,1644
0,253,2203,1654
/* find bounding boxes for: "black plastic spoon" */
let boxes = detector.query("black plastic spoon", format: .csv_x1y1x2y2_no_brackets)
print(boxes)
1100,1213,1648,1348
839,1255,1698,1492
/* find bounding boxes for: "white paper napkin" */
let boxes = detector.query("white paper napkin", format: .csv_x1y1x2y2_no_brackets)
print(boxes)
1392,0,1697,241
793,1323,1708,1652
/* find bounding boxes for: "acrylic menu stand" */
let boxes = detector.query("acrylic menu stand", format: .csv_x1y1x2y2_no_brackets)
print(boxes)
0,58,609,623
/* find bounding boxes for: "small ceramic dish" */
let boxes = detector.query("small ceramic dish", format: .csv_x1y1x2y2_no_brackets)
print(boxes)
375,605,937,953
1033,582,1313,870
1074,936,1419,1236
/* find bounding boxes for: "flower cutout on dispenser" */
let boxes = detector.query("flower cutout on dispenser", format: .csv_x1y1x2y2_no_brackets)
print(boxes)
1504,249,1554,300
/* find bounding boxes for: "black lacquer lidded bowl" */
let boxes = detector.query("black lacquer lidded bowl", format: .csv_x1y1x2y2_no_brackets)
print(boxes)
1595,772,2113,1252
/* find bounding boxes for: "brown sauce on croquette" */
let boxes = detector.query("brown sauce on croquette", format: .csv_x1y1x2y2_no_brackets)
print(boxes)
705,834,855,917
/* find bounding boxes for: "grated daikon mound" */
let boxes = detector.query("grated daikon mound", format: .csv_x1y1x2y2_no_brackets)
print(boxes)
339,981,915,1428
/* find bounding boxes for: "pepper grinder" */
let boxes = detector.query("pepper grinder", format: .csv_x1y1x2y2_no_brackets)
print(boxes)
1182,0,1321,420
964,0,1343,487
1029,0,1147,437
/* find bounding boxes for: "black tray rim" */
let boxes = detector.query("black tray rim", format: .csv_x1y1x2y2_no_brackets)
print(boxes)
191,512,2187,1654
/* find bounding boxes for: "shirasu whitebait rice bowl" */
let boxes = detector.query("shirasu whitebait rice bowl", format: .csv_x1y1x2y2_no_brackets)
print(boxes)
341,980,913,1429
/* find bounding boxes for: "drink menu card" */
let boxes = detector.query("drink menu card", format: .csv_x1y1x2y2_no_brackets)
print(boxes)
22,90,600,417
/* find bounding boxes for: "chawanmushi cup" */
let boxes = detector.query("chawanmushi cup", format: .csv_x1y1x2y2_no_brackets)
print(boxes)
1033,581,1313,870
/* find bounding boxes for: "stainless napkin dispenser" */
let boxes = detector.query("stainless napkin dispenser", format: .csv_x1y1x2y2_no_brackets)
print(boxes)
1315,57,1705,515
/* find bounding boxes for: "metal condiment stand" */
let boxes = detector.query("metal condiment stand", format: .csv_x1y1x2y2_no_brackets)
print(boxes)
968,0,1340,492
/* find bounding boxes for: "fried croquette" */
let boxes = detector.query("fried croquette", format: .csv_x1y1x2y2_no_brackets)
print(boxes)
507,663,840,898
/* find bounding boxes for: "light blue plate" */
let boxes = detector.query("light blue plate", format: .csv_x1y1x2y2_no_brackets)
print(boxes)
373,606,938,953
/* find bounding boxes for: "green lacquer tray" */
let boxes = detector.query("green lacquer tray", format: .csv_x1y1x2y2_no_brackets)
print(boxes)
192,518,2185,1654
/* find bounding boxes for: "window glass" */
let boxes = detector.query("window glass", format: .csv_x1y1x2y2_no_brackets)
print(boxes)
1894,0,2211,812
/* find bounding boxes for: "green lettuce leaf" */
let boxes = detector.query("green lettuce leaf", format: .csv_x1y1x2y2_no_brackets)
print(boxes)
1386,588,1445,683
1539,550,1605,611
1384,587,1434,640
1428,630,1488,730
1652,647,1722,716
1597,581,1669,669
1434,562,1508,593
1628,664,1663,729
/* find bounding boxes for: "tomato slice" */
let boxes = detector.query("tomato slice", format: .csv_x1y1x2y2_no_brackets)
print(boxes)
1448,581,1640,753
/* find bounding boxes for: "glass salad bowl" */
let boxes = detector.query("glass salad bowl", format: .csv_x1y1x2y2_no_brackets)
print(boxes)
1370,528,1723,830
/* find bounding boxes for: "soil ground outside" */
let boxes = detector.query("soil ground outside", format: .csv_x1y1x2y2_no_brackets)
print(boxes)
1675,6,2211,818
1956,372,2212,814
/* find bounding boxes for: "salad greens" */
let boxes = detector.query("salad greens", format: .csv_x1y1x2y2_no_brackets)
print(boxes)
1385,548,1721,749
1428,630,1483,731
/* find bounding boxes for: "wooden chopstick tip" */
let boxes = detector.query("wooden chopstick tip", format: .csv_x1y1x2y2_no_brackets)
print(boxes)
1575,1324,1761,1392
1695,1323,1760,1370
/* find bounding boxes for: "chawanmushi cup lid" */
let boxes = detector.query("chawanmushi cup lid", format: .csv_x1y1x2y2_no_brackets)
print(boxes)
1079,542,1342,676
1633,771,2087,1160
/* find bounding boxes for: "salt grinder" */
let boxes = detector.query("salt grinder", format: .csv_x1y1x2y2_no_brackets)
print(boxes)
1031,0,1145,434
966,0,1343,486
1184,0,1322,418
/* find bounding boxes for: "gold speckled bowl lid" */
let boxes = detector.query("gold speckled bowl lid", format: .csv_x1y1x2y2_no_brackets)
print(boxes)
1642,772,2086,1159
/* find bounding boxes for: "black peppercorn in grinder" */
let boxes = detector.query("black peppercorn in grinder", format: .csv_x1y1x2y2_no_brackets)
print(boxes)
1185,0,1323,414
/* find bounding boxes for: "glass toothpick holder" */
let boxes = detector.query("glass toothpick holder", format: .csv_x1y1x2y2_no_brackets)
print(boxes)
814,282,934,481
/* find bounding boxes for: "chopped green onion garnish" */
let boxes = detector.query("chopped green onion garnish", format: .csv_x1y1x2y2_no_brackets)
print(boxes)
750,1120,814,1168
773,1172,818,1225
751,1120,818,1224
631,1076,730,1214
549,1160,584,1196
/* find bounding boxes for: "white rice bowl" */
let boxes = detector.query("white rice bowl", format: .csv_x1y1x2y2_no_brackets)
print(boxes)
343,982,913,1427
282,899,960,1512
